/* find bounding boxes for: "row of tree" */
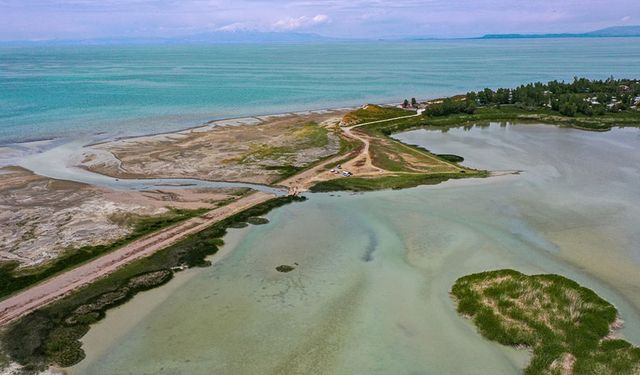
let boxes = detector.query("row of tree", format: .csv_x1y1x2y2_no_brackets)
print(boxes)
463,77,640,117
425,98,476,116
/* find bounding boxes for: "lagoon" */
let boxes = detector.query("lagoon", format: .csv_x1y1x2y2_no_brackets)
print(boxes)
71,123,640,374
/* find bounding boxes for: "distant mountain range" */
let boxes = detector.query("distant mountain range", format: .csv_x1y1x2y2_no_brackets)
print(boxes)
0,31,339,46
3,25,640,46
480,26,640,39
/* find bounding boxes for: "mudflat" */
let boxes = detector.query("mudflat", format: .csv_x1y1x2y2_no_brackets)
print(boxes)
0,166,247,268
81,111,346,184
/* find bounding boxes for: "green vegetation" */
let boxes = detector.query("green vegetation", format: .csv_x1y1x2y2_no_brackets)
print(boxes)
310,171,483,192
366,104,639,136
437,154,464,163
236,122,330,168
425,96,477,116
451,269,640,375
0,208,208,300
291,122,330,148
264,165,305,180
352,78,640,135
313,79,639,194
275,265,296,273
342,105,410,125
236,144,291,164
468,77,640,116
2,195,306,372
246,217,269,225
358,127,461,174
306,104,485,193
418,77,640,123
253,122,347,182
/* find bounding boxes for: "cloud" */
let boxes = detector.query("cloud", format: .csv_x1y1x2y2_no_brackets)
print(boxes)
2,0,640,40
272,14,330,31
217,13,330,33
218,22,253,32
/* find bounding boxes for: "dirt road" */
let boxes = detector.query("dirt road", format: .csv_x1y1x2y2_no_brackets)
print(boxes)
0,111,420,326
0,191,275,326
279,113,422,192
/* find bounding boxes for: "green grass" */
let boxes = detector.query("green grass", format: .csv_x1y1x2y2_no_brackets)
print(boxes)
358,127,460,173
342,104,411,125
235,122,330,167
338,131,362,154
451,269,640,375
236,122,341,183
291,122,330,148
1,195,306,371
309,171,485,192
0,208,208,300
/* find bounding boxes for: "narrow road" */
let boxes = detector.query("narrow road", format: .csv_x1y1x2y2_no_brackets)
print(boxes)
0,192,275,326
0,110,422,326
279,111,422,192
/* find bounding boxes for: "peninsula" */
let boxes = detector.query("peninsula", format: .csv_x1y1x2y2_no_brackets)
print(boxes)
1,77,639,373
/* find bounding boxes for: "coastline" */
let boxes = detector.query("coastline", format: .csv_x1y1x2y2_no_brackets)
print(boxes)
2,84,640,372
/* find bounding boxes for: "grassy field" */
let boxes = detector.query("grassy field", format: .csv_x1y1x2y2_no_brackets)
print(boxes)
0,208,209,300
1,196,306,371
227,121,334,181
451,269,640,375
357,127,461,174
291,122,330,148
341,105,410,125
309,171,484,192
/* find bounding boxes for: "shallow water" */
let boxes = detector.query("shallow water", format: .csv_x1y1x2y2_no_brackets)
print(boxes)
14,138,288,195
71,124,640,374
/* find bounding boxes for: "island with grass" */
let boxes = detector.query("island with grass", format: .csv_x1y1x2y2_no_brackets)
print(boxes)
451,269,640,374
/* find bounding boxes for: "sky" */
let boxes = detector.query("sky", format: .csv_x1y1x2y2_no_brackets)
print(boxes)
0,0,638,41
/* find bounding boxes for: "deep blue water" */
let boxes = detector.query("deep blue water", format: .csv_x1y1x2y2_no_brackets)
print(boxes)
1,38,640,143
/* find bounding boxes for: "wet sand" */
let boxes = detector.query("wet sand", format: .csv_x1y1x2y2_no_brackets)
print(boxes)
71,123,640,374
79,111,345,185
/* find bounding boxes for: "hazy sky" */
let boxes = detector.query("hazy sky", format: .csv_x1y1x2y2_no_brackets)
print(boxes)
0,0,638,41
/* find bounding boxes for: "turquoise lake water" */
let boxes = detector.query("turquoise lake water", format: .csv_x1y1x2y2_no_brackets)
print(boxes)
2,38,640,143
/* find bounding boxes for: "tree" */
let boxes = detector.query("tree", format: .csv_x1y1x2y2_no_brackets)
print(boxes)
466,92,477,103
559,100,577,117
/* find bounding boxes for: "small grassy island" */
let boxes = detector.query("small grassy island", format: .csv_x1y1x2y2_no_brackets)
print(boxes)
451,270,640,375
